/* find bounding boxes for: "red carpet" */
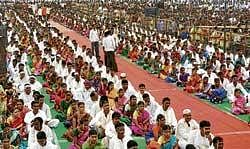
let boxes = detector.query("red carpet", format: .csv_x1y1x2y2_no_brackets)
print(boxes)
50,21,250,149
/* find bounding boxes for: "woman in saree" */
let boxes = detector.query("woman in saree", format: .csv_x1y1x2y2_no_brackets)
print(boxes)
34,58,47,75
6,108,26,138
131,101,152,136
68,119,89,149
158,125,178,149
54,83,67,111
106,81,118,110
232,88,250,115
195,77,211,99
128,45,139,62
114,88,127,114
159,59,172,79
184,68,202,93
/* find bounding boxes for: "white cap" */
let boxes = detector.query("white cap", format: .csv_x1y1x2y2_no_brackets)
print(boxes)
120,72,127,77
183,109,191,115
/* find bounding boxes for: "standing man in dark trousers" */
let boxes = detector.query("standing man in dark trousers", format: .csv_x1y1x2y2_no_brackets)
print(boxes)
89,25,100,57
103,30,118,72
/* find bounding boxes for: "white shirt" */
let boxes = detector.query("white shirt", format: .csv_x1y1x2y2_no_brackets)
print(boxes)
29,141,58,149
154,106,177,128
89,110,114,129
24,110,47,131
109,135,133,149
30,80,42,91
103,35,116,52
176,118,199,149
105,121,132,139
19,92,34,106
89,29,100,42
188,129,214,149
28,124,53,147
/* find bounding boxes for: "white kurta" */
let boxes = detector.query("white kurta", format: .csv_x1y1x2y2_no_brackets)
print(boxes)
176,118,199,149
89,110,114,129
154,106,177,128
188,130,214,149
109,135,133,149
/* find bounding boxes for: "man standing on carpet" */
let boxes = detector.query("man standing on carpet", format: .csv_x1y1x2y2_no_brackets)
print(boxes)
89,25,100,57
103,30,118,72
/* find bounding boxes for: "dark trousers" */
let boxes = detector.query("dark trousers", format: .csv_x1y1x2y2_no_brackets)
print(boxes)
104,51,118,72
91,41,99,57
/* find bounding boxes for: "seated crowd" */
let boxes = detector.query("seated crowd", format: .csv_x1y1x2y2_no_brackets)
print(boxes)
1,3,249,149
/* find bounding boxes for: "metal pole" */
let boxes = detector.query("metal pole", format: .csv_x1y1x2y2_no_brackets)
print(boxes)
223,0,226,51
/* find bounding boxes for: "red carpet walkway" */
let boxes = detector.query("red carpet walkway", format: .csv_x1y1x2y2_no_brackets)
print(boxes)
50,21,250,149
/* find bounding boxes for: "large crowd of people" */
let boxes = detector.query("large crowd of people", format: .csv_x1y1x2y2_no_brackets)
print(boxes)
0,1,249,149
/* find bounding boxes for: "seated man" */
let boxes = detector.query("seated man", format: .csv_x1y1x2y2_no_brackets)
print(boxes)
28,117,53,147
89,96,114,138
109,122,133,149
105,112,132,147
176,109,199,149
29,131,58,148
188,120,214,149
82,129,105,149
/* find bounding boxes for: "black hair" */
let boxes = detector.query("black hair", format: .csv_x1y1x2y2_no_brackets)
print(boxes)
89,129,98,136
199,120,211,128
36,131,46,140
99,96,108,107
162,124,171,131
33,117,43,124
114,122,125,130
162,97,170,104
156,114,165,122
212,136,223,144
142,93,150,99
112,112,121,119
121,79,128,84
127,140,138,148
185,144,196,149
138,83,145,88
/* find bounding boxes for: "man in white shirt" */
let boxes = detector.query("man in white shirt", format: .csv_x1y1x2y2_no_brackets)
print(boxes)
89,25,100,57
24,101,47,132
29,131,58,149
109,122,133,149
28,117,53,147
105,112,132,147
103,30,118,72
13,71,29,93
227,75,249,102
89,91,101,117
188,120,214,149
121,79,137,100
89,97,114,138
154,97,177,129
142,93,159,121
19,84,34,106
29,76,42,92
176,109,199,149
136,83,155,102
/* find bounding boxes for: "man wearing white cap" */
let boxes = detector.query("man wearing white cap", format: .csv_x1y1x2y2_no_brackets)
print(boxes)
19,83,34,106
176,109,199,149
29,75,42,92
13,71,29,93
115,72,135,92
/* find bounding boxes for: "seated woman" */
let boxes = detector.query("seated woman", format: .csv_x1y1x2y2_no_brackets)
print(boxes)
149,55,161,74
232,88,250,115
159,59,172,79
76,102,92,127
128,45,139,62
195,77,212,99
184,68,202,93
166,63,178,83
131,101,152,136
54,83,67,111
208,78,227,104
106,81,118,110
158,125,178,149
114,89,127,114
7,108,26,138
143,52,154,71
147,114,165,148
176,67,189,87
124,95,138,120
